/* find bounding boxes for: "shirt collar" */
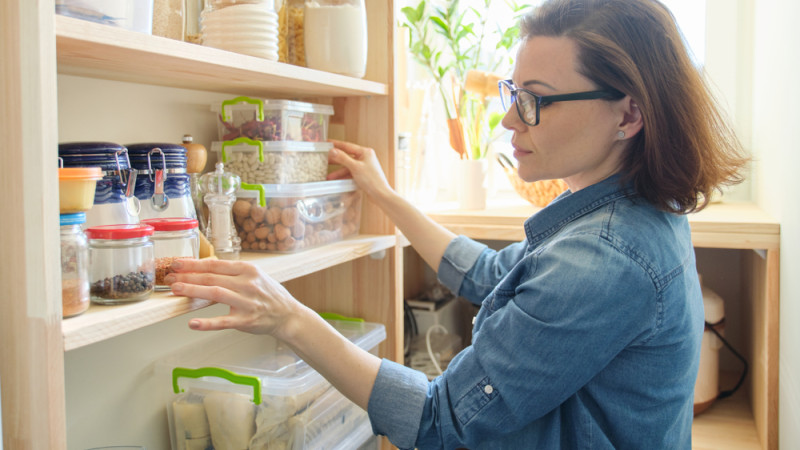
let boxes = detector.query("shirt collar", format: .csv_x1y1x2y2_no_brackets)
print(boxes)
523,174,636,246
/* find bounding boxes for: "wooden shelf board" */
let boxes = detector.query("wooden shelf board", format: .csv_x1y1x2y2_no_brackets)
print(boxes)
692,385,761,449
62,234,396,351
426,201,779,250
55,16,387,98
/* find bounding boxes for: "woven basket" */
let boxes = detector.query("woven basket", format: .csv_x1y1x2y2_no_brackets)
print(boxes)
496,153,568,207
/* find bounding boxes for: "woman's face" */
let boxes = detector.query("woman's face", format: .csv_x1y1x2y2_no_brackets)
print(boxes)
501,36,631,192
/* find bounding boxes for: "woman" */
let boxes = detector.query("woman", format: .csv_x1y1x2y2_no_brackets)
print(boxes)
167,0,747,448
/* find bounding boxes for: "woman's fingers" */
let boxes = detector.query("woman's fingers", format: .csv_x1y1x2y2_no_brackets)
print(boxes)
171,258,257,277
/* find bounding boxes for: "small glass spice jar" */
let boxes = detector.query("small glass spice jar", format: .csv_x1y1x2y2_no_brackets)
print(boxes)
86,224,155,304
141,218,199,290
60,212,90,318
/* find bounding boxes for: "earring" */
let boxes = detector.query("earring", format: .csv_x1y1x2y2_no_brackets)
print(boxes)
617,130,625,139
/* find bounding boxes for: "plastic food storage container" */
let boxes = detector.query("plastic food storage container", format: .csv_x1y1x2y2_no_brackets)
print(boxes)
55,0,154,34
304,0,367,78
59,142,141,228
140,218,199,290
212,138,331,185
158,319,385,450
200,0,279,60
232,180,362,253
212,97,333,142
58,166,102,213
60,212,90,318
86,224,155,304
126,143,197,221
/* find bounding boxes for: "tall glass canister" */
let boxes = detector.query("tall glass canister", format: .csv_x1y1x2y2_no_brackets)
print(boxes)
303,0,367,78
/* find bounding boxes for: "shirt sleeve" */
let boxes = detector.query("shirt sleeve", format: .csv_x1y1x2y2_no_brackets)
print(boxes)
367,359,430,450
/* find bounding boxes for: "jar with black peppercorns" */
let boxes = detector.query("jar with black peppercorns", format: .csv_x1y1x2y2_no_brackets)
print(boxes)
60,212,90,318
86,224,155,304
140,218,199,291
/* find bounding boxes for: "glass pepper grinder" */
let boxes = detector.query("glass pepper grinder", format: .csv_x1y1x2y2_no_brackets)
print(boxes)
200,162,241,260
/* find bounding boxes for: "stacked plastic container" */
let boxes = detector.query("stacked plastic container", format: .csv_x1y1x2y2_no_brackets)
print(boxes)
211,96,362,253
158,319,385,450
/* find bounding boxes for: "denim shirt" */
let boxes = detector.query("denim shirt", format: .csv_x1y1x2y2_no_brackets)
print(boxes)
367,176,703,449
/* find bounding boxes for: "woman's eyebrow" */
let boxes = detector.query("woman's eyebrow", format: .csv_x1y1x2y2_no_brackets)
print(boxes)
522,79,557,91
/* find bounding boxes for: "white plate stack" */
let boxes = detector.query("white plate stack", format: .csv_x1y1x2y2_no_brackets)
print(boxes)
201,2,279,60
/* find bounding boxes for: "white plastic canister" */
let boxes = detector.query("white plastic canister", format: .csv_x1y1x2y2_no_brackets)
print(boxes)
694,283,725,415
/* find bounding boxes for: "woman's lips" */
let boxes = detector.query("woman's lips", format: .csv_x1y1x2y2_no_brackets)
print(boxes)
512,146,532,159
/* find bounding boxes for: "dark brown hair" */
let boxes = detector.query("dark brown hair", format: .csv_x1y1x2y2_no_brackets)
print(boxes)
521,0,748,213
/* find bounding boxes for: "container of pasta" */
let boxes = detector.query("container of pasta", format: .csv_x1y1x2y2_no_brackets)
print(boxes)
158,319,385,450
232,179,362,253
212,139,331,185
212,97,333,142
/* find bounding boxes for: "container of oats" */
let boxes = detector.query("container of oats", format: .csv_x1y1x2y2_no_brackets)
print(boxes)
212,138,331,185
232,180,362,253
140,218,199,291
212,97,334,142
86,224,155,304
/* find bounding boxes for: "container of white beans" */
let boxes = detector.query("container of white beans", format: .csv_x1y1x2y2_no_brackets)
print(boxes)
232,180,362,253
212,138,331,185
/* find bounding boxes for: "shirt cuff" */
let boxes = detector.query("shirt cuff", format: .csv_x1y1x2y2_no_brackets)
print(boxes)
438,235,487,295
367,359,429,450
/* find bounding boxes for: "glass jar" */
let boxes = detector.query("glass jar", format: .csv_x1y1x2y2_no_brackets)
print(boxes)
141,218,199,290
86,224,155,304
58,142,140,227
60,212,90,318
276,0,305,65
152,0,186,40
303,0,366,77
126,143,197,221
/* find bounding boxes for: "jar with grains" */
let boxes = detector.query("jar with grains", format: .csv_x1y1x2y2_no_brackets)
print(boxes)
276,0,306,65
86,224,155,304
152,0,186,40
61,212,90,318
141,218,199,290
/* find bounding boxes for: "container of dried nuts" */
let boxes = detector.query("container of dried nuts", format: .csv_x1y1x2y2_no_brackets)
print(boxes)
85,224,155,304
232,179,362,253
60,212,90,318
140,218,199,290
213,138,331,185
212,97,333,142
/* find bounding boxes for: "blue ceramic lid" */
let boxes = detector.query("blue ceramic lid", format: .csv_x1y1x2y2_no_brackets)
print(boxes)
60,212,86,226
58,142,129,170
126,143,187,156
127,143,187,170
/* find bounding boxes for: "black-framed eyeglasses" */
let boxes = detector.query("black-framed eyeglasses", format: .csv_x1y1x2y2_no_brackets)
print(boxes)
498,79,623,126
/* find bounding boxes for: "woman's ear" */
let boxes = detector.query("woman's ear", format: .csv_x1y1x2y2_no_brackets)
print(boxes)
617,97,643,139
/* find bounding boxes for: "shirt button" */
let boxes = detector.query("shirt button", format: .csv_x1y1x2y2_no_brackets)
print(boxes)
472,316,476,325
484,385,494,395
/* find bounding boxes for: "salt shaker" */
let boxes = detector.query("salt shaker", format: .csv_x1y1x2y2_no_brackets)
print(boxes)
200,162,241,259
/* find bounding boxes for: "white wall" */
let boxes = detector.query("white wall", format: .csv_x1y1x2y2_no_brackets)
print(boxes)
751,1,800,448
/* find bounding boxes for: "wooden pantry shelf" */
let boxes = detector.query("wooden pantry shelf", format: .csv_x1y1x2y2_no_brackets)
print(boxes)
425,200,779,251
62,234,396,351
55,15,388,98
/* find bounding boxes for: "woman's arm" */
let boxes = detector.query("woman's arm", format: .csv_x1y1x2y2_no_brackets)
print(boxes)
327,139,456,272
167,258,382,410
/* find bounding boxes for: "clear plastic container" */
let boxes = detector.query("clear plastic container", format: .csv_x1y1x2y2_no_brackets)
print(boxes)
158,319,385,450
86,224,155,304
304,0,367,78
61,212,90,318
212,139,331,185
212,97,334,142
55,0,154,34
232,180,362,253
141,218,199,290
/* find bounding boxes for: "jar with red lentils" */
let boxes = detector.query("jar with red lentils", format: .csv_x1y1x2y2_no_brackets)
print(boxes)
141,218,199,290
86,224,155,304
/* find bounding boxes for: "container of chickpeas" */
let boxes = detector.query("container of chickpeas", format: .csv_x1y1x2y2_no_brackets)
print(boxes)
212,138,331,185
232,180,362,253
212,97,334,142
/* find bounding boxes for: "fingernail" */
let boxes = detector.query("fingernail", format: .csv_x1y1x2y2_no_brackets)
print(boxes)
330,148,339,156
171,260,184,270
163,274,176,284
189,320,200,329
171,282,184,293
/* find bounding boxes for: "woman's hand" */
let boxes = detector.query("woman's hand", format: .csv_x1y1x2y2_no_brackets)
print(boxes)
165,258,307,340
327,139,393,200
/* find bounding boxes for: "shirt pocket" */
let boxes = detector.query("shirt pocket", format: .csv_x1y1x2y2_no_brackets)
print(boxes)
454,376,499,425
